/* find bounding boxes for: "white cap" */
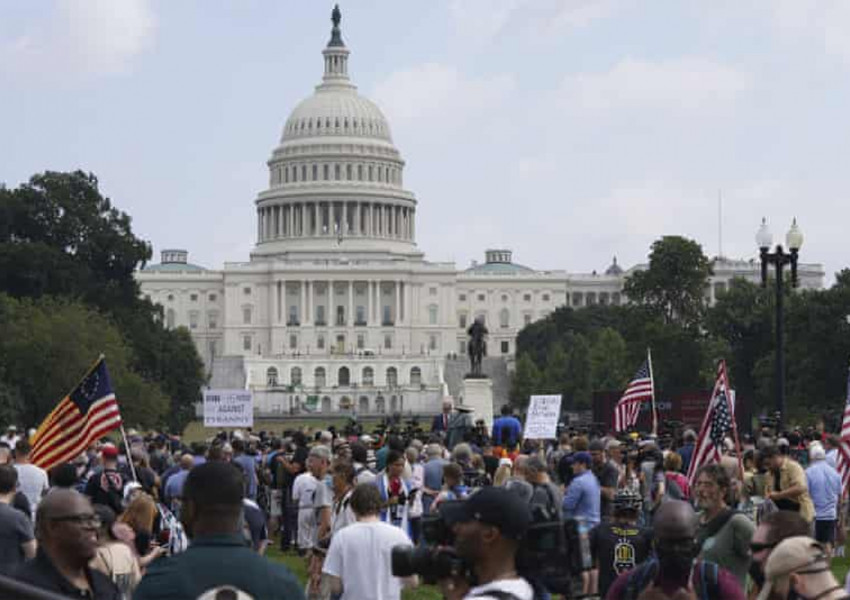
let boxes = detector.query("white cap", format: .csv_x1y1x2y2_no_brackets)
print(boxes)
809,444,826,461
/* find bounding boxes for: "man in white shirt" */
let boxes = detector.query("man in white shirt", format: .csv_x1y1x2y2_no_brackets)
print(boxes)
13,440,48,511
323,483,416,600
0,426,19,449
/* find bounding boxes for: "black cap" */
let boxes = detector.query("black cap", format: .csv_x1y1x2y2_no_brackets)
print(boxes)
439,487,532,540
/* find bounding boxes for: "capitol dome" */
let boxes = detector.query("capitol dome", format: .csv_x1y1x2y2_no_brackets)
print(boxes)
253,5,418,260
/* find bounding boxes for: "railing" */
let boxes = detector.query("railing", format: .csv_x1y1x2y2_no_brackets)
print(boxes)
314,321,327,326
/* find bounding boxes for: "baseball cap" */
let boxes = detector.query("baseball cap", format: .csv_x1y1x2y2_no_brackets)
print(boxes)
606,440,622,450
101,444,119,459
757,536,829,600
572,451,592,466
438,487,532,540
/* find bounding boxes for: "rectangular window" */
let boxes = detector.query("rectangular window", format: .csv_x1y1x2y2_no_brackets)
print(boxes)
288,305,299,326
428,306,438,325
208,293,217,302
317,335,325,350
384,334,392,349
542,294,550,302
242,336,251,351
189,312,199,330
524,313,532,326
190,294,198,302
523,294,531,302
429,287,437,296
459,294,467,302
501,341,510,354
289,334,297,349
355,305,366,325
315,305,326,326
208,311,218,329
208,340,217,358
243,287,251,295
477,294,486,302
459,340,466,355
357,334,365,350
382,306,392,325
459,313,467,329
429,335,438,351
243,307,252,325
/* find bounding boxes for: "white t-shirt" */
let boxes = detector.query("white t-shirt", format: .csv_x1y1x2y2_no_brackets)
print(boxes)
14,463,48,509
331,489,356,536
464,577,534,600
323,520,412,600
292,472,319,550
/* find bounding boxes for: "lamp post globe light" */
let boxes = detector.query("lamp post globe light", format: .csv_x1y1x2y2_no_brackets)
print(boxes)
757,218,804,432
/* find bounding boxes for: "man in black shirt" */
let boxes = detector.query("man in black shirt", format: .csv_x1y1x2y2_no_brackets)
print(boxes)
14,488,120,600
84,445,126,515
590,487,652,598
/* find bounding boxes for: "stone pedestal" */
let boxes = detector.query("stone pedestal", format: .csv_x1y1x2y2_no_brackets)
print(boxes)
461,377,494,430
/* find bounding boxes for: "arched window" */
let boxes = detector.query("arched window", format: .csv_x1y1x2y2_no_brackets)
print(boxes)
386,367,398,387
338,366,350,386
321,396,332,412
376,395,386,413
291,367,302,386
358,396,369,413
362,367,374,386
499,308,510,328
410,367,422,386
314,367,326,388
266,367,279,387
166,309,175,329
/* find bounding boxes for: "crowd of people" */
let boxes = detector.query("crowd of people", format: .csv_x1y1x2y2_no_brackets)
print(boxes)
0,403,848,600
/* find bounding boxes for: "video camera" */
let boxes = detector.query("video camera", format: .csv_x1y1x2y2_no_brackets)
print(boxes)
391,501,581,593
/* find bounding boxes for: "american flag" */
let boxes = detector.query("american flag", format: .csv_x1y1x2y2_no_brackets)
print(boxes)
614,358,654,432
29,358,123,472
834,365,850,495
687,361,735,484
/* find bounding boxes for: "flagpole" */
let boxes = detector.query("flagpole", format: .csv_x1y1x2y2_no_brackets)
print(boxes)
648,348,658,437
721,360,745,485
119,424,139,483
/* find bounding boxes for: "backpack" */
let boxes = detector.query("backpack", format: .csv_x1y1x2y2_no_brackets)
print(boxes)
623,559,720,600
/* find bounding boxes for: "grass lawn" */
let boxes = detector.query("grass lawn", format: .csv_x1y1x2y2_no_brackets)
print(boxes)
266,544,850,600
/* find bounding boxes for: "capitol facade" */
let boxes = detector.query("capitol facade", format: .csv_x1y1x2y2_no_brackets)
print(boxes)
136,10,824,417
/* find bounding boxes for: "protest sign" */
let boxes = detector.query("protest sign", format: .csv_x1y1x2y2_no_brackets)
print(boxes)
524,395,562,439
203,389,254,428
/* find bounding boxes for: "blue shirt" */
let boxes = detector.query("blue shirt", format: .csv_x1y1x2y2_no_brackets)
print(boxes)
233,454,258,500
562,470,601,526
806,459,842,520
164,469,190,504
491,416,522,446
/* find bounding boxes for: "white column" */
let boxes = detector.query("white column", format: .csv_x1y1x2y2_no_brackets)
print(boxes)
348,281,354,326
257,210,262,241
301,281,308,325
313,203,319,236
395,281,401,325
277,280,282,323
342,202,348,235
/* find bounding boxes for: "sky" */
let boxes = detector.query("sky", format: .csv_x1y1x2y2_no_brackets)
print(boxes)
2,1,849,282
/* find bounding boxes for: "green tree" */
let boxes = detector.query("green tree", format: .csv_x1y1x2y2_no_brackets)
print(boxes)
589,327,630,391
624,236,713,329
510,353,541,408
0,294,168,427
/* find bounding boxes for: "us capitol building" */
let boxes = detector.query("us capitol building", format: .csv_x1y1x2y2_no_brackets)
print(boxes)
136,9,824,418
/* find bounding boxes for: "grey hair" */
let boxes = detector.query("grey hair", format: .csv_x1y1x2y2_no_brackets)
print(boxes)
425,443,443,458
309,445,331,462
451,443,472,463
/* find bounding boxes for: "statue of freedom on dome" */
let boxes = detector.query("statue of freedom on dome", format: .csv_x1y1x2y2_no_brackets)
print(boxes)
467,316,488,377
331,4,341,28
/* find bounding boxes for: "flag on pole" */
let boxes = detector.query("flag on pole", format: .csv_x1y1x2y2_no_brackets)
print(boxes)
614,355,654,432
29,357,123,472
687,360,735,484
834,364,850,494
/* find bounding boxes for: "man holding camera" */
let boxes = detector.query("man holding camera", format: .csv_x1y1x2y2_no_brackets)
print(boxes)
437,487,534,600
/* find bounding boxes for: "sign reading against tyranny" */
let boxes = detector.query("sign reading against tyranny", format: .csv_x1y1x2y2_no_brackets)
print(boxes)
203,389,254,428
524,395,563,439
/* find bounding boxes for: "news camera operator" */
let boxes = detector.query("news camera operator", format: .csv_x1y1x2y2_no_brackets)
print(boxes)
436,487,534,600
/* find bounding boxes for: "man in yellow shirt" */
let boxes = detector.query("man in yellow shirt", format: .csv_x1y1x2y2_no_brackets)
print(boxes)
762,445,814,523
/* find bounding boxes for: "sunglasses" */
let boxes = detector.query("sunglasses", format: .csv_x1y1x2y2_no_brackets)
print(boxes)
750,541,777,553
50,513,101,527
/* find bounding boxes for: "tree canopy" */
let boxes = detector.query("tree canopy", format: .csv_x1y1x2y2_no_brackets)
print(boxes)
0,171,204,432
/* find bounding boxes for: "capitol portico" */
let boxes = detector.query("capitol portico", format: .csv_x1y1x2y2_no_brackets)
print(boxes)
136,8,824,417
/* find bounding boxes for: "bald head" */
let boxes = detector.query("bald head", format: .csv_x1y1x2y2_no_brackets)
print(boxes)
36,489,99,564
653,499,698,541
180,453,195,470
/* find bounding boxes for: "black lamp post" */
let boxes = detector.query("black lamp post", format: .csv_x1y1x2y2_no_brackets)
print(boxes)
756,217,804,432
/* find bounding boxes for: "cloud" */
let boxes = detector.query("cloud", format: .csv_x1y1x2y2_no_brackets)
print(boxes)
0,0,156,81
767,0,850,66
448,0,626,45
371,63,515,126
561,57,750,113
